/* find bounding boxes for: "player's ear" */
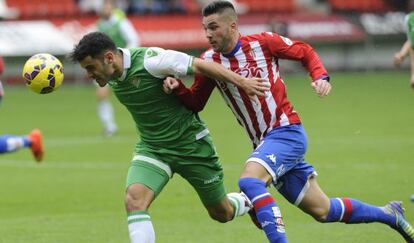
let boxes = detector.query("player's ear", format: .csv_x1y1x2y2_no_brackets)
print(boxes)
103,51,114,64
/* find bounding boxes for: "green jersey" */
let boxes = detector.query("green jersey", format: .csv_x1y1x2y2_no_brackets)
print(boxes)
108,47,209,147
97,9,128,48
406,12,414,48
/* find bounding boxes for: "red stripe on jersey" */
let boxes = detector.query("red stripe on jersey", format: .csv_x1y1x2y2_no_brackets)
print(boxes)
341,198,353,223
253,195,275,210
212,52,255,142
240,42,272,135
228,55,262,140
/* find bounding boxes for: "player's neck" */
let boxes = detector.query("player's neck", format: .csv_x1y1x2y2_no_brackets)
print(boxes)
113,50,124,78
222,33,240,55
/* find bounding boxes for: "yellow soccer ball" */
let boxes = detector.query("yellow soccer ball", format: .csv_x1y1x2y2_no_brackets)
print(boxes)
22,53,64,94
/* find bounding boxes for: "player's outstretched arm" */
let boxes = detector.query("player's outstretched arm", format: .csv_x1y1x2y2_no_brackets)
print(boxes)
191,58,270,102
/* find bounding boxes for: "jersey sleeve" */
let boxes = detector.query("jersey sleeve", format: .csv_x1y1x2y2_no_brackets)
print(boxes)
405,13,414,48
264,32,329,81
173,74,216,112
143,47,194,79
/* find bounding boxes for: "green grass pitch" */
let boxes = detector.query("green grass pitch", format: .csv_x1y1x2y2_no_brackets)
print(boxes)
0,71,413,243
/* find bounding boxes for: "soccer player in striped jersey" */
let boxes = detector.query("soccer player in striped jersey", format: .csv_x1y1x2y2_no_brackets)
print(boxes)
163,1,414,242
69,31,269,243
0,56,44,162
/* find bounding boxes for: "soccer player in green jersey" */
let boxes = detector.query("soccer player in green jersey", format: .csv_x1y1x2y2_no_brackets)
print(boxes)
70,31,269,243
394,11,414,89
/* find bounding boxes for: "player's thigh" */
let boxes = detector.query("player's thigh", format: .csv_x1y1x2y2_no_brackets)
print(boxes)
297,176,330,217
127,153,171,199
175,136,227,207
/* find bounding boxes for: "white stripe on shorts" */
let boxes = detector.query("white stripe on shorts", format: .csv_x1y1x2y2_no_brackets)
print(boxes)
246,157,277,182
132,155,172,178
195,128,209,140
293,172,318,206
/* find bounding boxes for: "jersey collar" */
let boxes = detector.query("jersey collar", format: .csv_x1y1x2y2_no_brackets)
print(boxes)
119,48,131,81
223,40,241,58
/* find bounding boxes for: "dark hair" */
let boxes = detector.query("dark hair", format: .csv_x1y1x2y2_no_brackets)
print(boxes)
202,1,235,17
69,32,116,62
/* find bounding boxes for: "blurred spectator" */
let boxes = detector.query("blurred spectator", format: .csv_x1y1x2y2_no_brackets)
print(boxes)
95,0,141,136
78,0,103,13
0,0,18,19
393,11,414,89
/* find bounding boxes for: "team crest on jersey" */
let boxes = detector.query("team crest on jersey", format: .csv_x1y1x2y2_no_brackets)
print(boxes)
145,48,159,58
128,77,141,88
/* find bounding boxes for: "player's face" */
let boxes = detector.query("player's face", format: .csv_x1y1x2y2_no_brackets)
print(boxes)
99,1,112,19
80,53,115,87
202,13,234,53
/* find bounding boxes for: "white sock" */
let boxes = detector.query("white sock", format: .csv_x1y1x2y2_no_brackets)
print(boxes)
98,100,117,134
127,211,155,243
6,137,25,152
227,192,252,218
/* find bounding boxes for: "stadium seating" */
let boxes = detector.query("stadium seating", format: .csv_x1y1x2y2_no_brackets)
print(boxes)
4,0,396,19
5,0,80,19
182,0,296,15
238,0,296,13
329,0,394,13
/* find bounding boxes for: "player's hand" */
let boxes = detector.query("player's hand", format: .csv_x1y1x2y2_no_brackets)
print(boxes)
393,53,404,67
240,77,270,104
163,77,180,94
311,79,331,97
410,77,414,90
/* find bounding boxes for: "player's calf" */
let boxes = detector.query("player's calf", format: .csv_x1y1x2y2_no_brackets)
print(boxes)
207,192,252,223
239,177,287,243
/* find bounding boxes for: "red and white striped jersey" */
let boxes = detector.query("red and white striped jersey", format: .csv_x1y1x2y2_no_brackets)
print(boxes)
174,32,328,147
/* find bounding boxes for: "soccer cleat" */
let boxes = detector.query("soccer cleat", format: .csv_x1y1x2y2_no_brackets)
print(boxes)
384,201,414,243
28,129,44,162
240,192,253,215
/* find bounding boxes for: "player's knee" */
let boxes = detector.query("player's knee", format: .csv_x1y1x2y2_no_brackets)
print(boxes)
238,177,265,193
309,206,330,222
124,190,149,212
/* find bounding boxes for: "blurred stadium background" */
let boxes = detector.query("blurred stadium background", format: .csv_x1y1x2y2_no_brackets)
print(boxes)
0,0,412,79
0,0,413,243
